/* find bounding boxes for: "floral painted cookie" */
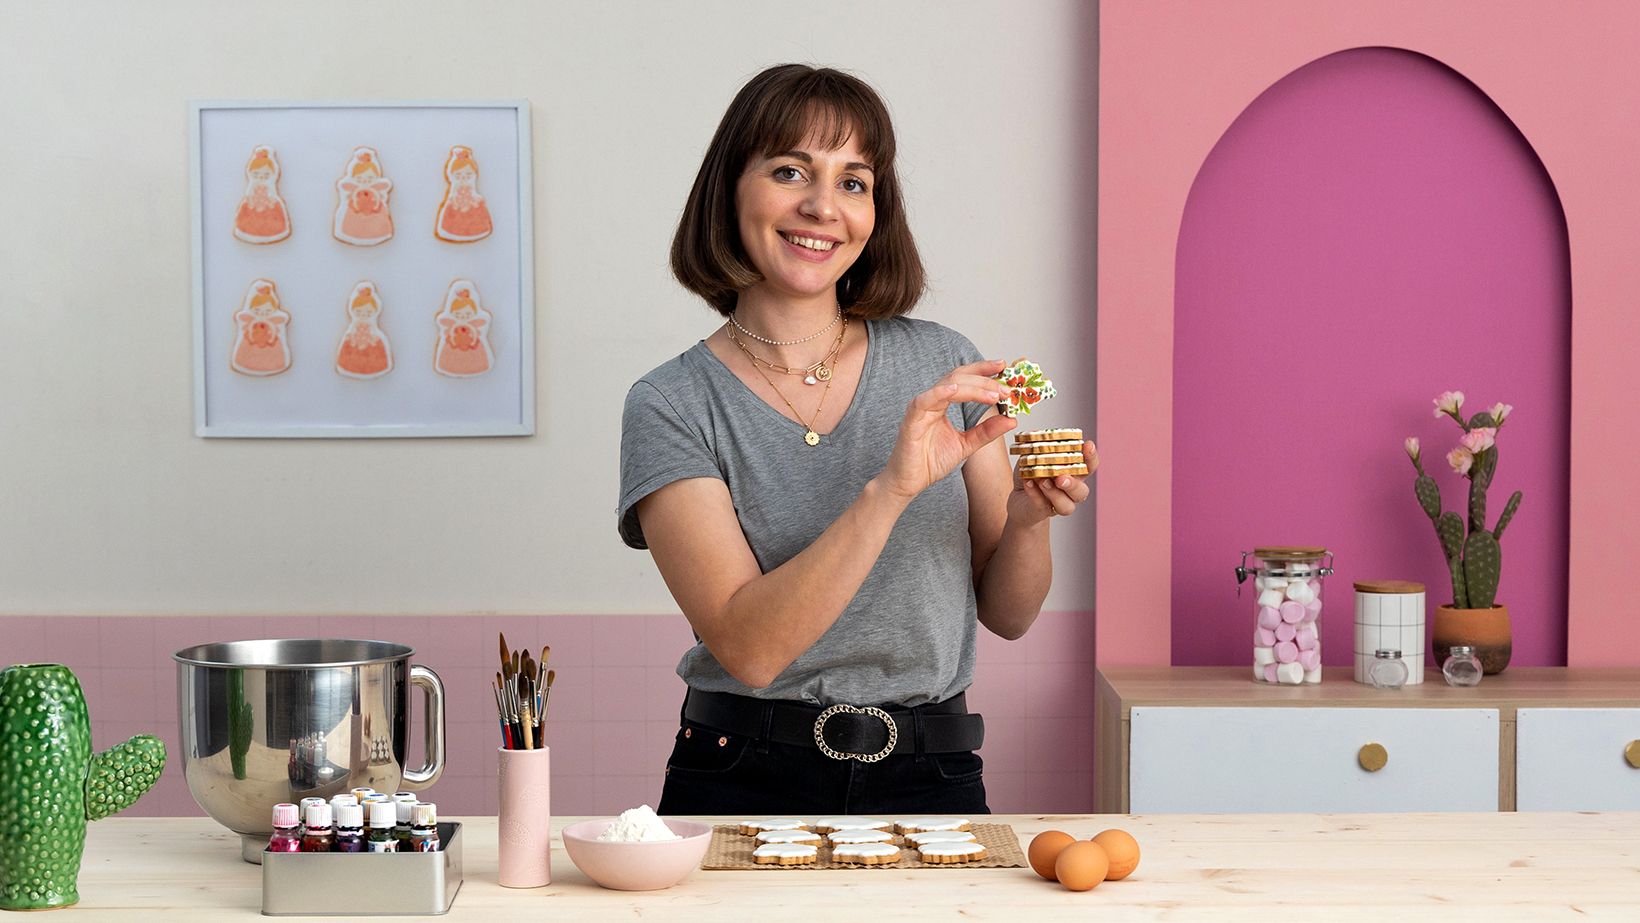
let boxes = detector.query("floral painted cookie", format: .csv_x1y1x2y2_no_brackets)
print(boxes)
994,358,1057,417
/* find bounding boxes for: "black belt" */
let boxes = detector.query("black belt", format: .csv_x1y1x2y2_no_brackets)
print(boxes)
682,688,984,762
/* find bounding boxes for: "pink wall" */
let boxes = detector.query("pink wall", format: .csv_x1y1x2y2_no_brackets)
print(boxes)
1171,47,1569,667
1098,0,1640,668
1,611,1095,817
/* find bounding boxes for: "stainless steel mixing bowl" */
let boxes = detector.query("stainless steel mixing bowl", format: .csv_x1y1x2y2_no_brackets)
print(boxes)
174,639,445,861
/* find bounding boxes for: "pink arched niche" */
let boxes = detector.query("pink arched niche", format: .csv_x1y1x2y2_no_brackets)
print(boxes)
1169,47,1569,668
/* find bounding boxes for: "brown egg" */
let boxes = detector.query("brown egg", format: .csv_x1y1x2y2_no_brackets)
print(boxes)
1092,828,1141,880
1027,830,1077,880
1055,840,1109,892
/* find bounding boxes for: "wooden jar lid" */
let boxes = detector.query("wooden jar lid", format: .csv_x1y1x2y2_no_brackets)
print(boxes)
1353,579,1425,594
1252,546,1328,561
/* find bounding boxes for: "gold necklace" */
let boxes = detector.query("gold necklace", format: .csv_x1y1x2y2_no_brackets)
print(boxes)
728,318,845,446
725,315,845,385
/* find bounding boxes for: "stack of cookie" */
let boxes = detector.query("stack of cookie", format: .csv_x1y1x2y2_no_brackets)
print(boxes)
1011,427,1090,480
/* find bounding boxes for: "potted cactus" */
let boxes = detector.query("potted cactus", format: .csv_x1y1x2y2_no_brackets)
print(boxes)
1403,391,1523,674
0,664,166,911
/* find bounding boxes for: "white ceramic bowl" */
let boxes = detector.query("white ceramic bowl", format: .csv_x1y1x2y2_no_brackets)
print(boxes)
561,818,712,891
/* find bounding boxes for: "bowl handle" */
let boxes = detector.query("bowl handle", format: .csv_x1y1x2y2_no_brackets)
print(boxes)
401,664,446,789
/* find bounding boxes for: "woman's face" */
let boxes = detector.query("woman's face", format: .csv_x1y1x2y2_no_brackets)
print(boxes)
735,128,875,304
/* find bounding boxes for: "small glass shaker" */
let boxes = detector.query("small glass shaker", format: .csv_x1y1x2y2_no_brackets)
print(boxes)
1442,645,1483,687
1367,649,1409,689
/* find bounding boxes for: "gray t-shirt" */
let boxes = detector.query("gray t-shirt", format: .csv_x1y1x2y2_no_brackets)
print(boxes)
618,317,987,707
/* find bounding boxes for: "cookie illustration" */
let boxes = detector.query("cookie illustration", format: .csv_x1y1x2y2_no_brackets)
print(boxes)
333,147,394,246
435,146,493,243
832,843,901,865
993,358,1057,417
751,843,817,866
335,281,394,380
433,279,495,378
229,279,292,376
232,146,291,244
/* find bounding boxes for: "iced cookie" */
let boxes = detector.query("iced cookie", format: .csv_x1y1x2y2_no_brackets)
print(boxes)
1015,427,1083,443
994,358,1057,417
229,279,292,376
832,842,901,865
917,841,988,864
814,816,891,834
738,818,809,837
752,843,817,866
434,279,495,378
755,829,821,845
905,830,978,846
333,147,394,246
435,146,493,242
896,817,971,835
334,281,393,380
1018,463,1091,480
1010,440,1085,455
827,829,895,845
233,146,290,244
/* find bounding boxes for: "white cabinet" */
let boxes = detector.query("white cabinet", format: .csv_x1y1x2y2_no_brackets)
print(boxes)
1516,708,1640,811
1129,706,1499,813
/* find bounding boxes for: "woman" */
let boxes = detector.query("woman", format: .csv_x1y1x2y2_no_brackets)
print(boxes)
618,64,1096,815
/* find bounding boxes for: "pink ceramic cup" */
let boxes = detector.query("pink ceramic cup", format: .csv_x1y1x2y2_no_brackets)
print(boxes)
498,746,552,888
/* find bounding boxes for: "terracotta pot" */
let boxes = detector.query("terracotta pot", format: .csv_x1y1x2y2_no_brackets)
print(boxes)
1431,604,1512,675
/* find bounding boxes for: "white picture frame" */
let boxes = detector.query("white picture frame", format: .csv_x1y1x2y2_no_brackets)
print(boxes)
190,99,535,437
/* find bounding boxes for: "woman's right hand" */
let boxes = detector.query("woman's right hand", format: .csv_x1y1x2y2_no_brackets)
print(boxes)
876,359,1018,502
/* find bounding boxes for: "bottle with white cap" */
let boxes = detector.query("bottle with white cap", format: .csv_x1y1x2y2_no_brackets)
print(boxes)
334,802,366,853
268,803,301,853
409,802,440,853
367,800,399,852
393,793,417,846
300,802,335,852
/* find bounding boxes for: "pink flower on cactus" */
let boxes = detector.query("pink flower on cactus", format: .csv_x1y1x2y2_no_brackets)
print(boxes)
1446,446,1474,475
1404,437,1420,461
1460,427,1497,453
1433,391,1465,418
1489,402,1513,424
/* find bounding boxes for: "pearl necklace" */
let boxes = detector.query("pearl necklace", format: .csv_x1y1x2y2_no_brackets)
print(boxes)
729,308,841,346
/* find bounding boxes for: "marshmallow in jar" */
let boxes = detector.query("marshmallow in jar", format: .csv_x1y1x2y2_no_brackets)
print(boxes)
1353,580,1426,685
1237,547,1333,685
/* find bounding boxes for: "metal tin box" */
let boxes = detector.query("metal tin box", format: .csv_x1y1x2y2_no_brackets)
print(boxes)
261,821,463,916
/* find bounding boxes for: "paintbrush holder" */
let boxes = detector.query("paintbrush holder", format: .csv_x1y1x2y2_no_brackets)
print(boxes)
497,746,551,887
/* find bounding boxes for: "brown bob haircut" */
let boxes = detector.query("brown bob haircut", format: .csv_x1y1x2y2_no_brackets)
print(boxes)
670,64,926,319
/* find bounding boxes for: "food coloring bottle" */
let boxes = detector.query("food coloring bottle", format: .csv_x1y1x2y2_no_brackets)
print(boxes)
367,800,399,852
269,803,302,852
301,802,335,852
393,796,416,846
351,787,378,804
330,793,359,814
334,803,366,853
409,802,439,853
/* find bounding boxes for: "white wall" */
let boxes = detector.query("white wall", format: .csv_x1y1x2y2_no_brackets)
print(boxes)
0,0,1096,615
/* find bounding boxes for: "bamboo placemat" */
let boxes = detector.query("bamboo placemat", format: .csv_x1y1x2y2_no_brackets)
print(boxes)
702,823,1027,870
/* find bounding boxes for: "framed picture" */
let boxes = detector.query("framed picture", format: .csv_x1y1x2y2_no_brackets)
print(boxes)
189,99,534,437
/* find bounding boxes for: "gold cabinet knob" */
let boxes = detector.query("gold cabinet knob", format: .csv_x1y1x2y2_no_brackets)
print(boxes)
1626,740,1640,770
1358,742,1388,772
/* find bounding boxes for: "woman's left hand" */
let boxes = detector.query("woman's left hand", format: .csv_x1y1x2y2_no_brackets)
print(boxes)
1008,440,1098,525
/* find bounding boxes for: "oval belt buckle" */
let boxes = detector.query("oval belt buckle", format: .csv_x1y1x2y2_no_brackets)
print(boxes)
813,704,898,763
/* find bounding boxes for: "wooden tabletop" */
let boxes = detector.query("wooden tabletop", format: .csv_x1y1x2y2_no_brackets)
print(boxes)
68,813,1639,920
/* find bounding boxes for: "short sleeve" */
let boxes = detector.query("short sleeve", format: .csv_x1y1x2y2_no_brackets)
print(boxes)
617,380,722,549
947,328,990,431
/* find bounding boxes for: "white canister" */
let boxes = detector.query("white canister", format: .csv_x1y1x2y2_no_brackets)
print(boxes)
1354,580,1426,685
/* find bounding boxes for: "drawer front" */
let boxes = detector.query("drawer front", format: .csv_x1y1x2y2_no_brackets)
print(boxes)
1130,706,1499,813
1516,708,1640,811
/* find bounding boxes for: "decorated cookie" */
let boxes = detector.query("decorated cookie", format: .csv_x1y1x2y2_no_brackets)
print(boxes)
895,817,971,835
1015,452,1085,467
1018,463,1091,480
755,829,822,845
832,842,901,865
1015,427,1083,443
814,816,891,834
229,279,292,376
435,146,494,243
905,830,978,846
752,843,817,866
994,358,1056,417
334,281,394,380
917,841,988,864
738,818,810,837
333,147,394,246
233,146,290,244
827,829,895,845
434,279,495,378
1010,439,1085,455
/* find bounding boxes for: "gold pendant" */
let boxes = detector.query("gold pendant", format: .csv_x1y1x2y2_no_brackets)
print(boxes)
804,430,820,446
811,362,833,382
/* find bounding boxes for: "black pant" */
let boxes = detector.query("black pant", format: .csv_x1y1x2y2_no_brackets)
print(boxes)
656,713,990,816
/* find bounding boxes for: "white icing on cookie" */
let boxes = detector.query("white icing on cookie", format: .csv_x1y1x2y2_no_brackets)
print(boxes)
906,830,978,845
752,843,817,858
756,829,821,844
815,816,890,831
828,829,894,845
918,841,987,857
897,816,969,832
833,843,900,859
741,818,807,831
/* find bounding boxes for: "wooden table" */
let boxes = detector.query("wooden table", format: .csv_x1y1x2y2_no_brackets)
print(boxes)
70,813,1638,920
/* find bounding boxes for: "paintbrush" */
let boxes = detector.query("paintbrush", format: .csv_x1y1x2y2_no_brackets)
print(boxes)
543,669,555,718
498,670,522,746
491,680,512,749
499,633,512,680
516,673,535,749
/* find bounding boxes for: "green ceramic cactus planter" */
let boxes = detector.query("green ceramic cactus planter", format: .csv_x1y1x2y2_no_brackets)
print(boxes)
0,664,166,911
